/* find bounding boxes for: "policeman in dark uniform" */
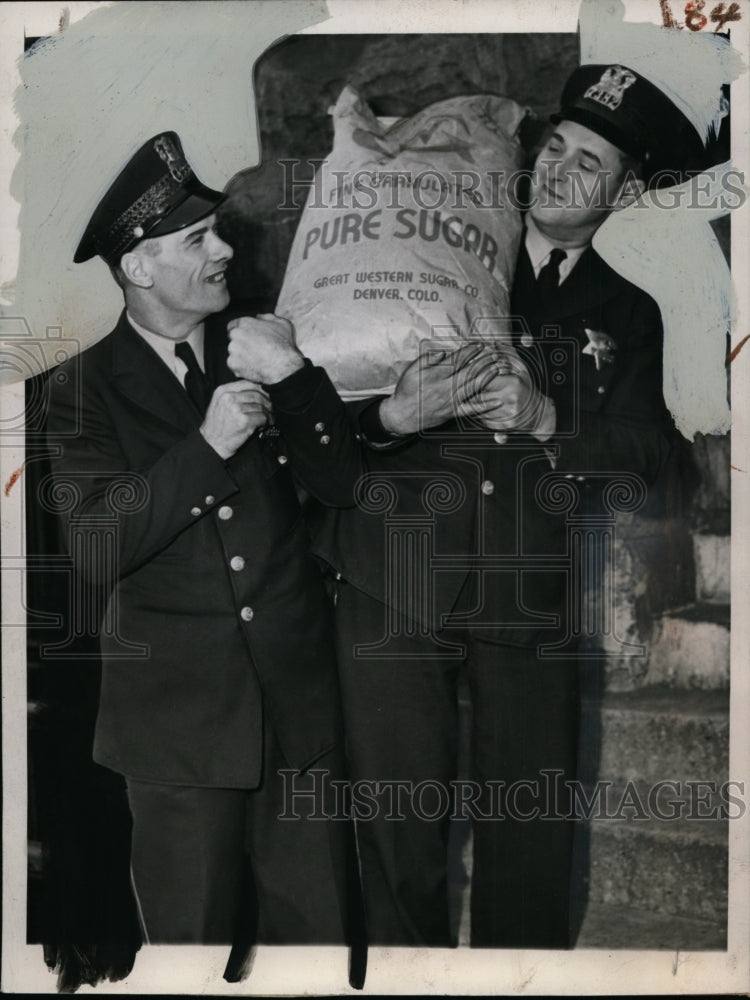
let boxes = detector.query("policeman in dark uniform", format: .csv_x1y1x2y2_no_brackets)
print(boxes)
47,133,364,959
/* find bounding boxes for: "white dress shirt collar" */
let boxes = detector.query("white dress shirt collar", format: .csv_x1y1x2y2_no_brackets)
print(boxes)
524,216,588,285
126,312,206,380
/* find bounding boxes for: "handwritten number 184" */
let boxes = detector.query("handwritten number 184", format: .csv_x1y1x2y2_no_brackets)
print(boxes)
660,0,742,31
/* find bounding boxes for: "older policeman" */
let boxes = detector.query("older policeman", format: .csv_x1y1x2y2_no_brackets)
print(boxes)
47,133,363,952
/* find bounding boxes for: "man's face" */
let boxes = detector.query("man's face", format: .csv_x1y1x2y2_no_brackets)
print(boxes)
528,120,633,244
138,214,233,327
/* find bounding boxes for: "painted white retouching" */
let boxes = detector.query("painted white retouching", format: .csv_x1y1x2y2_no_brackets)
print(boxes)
580,0,746,438
595,165,744,439
4,0,329,383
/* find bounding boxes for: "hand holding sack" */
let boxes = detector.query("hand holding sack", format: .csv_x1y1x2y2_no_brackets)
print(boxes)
276,86,529,400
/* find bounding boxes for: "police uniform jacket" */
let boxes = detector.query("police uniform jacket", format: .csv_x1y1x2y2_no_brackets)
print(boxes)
310,242,674,647
47,310,363,788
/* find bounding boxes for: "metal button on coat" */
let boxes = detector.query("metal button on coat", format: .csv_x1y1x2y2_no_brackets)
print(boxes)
277,454,288,464
218,505,233,520
240,606,254,622
320,435,331,445
481,480,494,496
190,506,201,516
597,385,606,395
230,556,245,572
205,495,215,505
314,422,325,433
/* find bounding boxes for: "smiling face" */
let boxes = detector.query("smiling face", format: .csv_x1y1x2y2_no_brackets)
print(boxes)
135,214,233,329
528,120,638,246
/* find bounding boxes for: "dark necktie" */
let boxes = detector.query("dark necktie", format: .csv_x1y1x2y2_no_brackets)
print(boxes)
175,341,211,416
534,247,567,299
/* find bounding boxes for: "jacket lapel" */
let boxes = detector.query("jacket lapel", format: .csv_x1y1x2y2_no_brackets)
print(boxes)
512,236,625,326
111,312,201,431
552,246,623,321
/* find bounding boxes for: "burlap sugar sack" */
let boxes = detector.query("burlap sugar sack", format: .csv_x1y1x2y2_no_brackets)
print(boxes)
276,85,528,399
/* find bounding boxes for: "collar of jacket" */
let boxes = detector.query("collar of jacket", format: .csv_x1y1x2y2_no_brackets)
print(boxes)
110,310,234,431
513,226,629,323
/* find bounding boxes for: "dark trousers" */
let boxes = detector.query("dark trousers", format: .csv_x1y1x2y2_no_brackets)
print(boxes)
125,737,352,946
335,582,579,948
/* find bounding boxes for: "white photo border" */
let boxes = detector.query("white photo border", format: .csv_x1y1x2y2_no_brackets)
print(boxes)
2,0,749,994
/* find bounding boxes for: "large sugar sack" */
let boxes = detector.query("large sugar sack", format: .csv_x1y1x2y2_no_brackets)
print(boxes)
277,85,528,399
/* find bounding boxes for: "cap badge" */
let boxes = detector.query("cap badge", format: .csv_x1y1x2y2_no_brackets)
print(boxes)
154,134,192,183
583,65,637,112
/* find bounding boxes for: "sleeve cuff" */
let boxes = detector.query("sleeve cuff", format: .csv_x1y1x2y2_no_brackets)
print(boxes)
266,359,323,414
357,396,407,447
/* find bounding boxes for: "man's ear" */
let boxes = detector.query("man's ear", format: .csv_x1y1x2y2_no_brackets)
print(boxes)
120,249,153,288
615,171,646,211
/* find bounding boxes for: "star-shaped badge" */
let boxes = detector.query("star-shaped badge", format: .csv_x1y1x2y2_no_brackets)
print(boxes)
582,328,617,371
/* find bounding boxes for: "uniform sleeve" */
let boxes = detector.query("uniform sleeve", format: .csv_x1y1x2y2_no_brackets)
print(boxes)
266,363,366,507
550,292,674,484
47,358,240,583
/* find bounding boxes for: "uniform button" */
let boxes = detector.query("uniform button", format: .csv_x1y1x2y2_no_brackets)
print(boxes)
520,333,533,348
240,606,254,622
190,506,201,516
277,454,288,465
230,555,245,572
564,474,575,480
481,480,494,496
320,435,331,445
576,475,586,483
218,505,233,520
205,494,215,505
314,421,325,433
597,385,606,395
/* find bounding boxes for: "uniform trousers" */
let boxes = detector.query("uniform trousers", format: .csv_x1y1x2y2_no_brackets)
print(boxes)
124,731,353,946
334,581,580,948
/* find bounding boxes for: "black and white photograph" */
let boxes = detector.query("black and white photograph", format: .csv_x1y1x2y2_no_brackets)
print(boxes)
1,0,748,994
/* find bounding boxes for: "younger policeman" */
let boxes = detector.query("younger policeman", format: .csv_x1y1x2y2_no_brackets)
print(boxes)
230,64,703,948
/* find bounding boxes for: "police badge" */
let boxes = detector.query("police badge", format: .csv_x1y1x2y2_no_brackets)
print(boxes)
582,327,617,370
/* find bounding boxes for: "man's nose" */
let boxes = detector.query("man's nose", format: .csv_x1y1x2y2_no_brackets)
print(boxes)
537,153,562,186
208,230,234,261
554,153,581,183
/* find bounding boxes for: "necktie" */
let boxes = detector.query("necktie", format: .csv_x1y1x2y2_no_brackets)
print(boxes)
175,341,211,416
534,247,567,300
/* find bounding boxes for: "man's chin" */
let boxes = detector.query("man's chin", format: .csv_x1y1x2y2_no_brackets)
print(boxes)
205,286,231,313
528,204,570,229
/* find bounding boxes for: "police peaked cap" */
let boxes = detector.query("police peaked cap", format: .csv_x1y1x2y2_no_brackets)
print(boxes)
551,64,705,174
74,132,226,265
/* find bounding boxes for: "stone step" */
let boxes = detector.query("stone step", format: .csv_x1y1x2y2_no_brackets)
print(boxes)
645,604,730,689
449,815,729,944
583,686,729,786
577,899,726,950
587,815,728,924
693,532,730,604
451,687,730,942
582,687,730,926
